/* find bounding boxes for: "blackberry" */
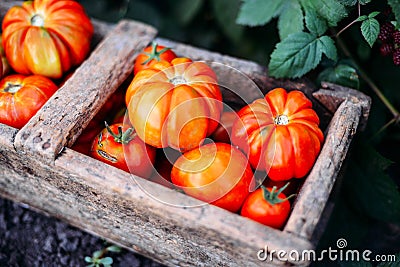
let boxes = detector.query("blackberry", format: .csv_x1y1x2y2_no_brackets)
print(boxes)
393,30,400,45
378,22,395,42
393,48,400,65
380,42,394,56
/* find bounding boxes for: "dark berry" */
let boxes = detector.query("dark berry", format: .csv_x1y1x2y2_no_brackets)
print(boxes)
379,22,395,42
393,30,400,45
380,42,394,56
393,49,400,65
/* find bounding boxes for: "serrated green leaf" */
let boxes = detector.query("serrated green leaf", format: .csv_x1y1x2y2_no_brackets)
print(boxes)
98,257,113,265
338,0,357,6
345,143,400,223
319,35,337,61
356,15,368,22
361,17,380,47
368,11,380,18
389,0,400,28
301,0,347,27
236,0,284,26
277,0,304,40
268,32,334,78
305,8,328,36
377,253,400,266
318,64,360,89
212,0,244,42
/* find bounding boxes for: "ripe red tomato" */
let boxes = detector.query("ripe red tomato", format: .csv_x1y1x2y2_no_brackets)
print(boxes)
71,119,104,155
240,185,293,229
0,36,10,79
231,88,324,181
90,123,156,178
133,42,177,75
210,110,238,143
0,74,58,129
126,57,223,151
2,0,93,79
171,143,254,212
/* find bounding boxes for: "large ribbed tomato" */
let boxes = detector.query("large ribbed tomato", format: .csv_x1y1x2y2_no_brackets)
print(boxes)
2,0,93,79
126,57,223,151
231,88,324,181
0,74,58,129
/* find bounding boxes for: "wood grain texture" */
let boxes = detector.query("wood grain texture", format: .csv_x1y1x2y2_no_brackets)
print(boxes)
13,20,157,164
284,99,362,240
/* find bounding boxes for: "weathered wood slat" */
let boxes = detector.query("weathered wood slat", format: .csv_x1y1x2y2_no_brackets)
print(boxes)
13,20,157,164
284,99,362,240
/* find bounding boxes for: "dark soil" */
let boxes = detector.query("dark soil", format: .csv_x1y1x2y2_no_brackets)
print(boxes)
0,197,164,267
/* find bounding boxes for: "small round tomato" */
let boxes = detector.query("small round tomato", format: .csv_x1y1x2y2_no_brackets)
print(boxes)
171,143,254,212
240,184,293,229
0,74,58,129
210,110,238,144
90,123,156,178
133,42,177,75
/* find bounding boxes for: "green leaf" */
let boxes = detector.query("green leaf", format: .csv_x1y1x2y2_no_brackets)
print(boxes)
377,253,400,266
338,0,357,6
86,264,95,267
269,32,337,78
359,0,372,4
368,11,380,18
361,17,380,47
305,8,328,36
236,0,284,26
301,0,347,26
356,15,368,22
98,257,113,265
345,143,400,223
92,250,102,259
319,35,337,61
317,64,360,89
85,256,94,263
388,0,400,27
211,0,244,42
277,0,304,40
106,245,122,253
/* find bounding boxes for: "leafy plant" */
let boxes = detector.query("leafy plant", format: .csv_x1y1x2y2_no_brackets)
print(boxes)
85,244,122,267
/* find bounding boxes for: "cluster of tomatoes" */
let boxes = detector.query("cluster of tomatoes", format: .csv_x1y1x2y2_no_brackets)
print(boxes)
0,0,94,129
0,1,324,230
74,41,324,230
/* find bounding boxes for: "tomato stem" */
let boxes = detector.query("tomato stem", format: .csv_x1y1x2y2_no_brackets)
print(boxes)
261,183,295,205
3,83,22,94
104,121,135,144
31,14,45,27
141,42,171,65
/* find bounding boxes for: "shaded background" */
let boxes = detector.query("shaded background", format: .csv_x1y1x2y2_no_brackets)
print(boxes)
2,0,400,266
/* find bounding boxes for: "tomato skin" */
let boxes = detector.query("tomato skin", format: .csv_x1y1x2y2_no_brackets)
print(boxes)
210,110,238,144
90,123,156,178
231,88,324,181
71,119,104,155
0,74,58,129
240,187,290,229
133,42,177,75
171,143,254,212
126,57,223,151
0,36,10,79
2,0,93,79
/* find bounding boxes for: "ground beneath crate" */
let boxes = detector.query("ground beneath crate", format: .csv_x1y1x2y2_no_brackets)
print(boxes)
0,197,165,267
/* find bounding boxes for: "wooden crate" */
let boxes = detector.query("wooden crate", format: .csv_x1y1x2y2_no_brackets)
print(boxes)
0,2,371,266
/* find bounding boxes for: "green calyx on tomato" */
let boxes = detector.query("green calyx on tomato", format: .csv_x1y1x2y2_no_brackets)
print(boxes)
261,183,295,205
104,121,136,144
142,42,172,65
3,83,22,94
